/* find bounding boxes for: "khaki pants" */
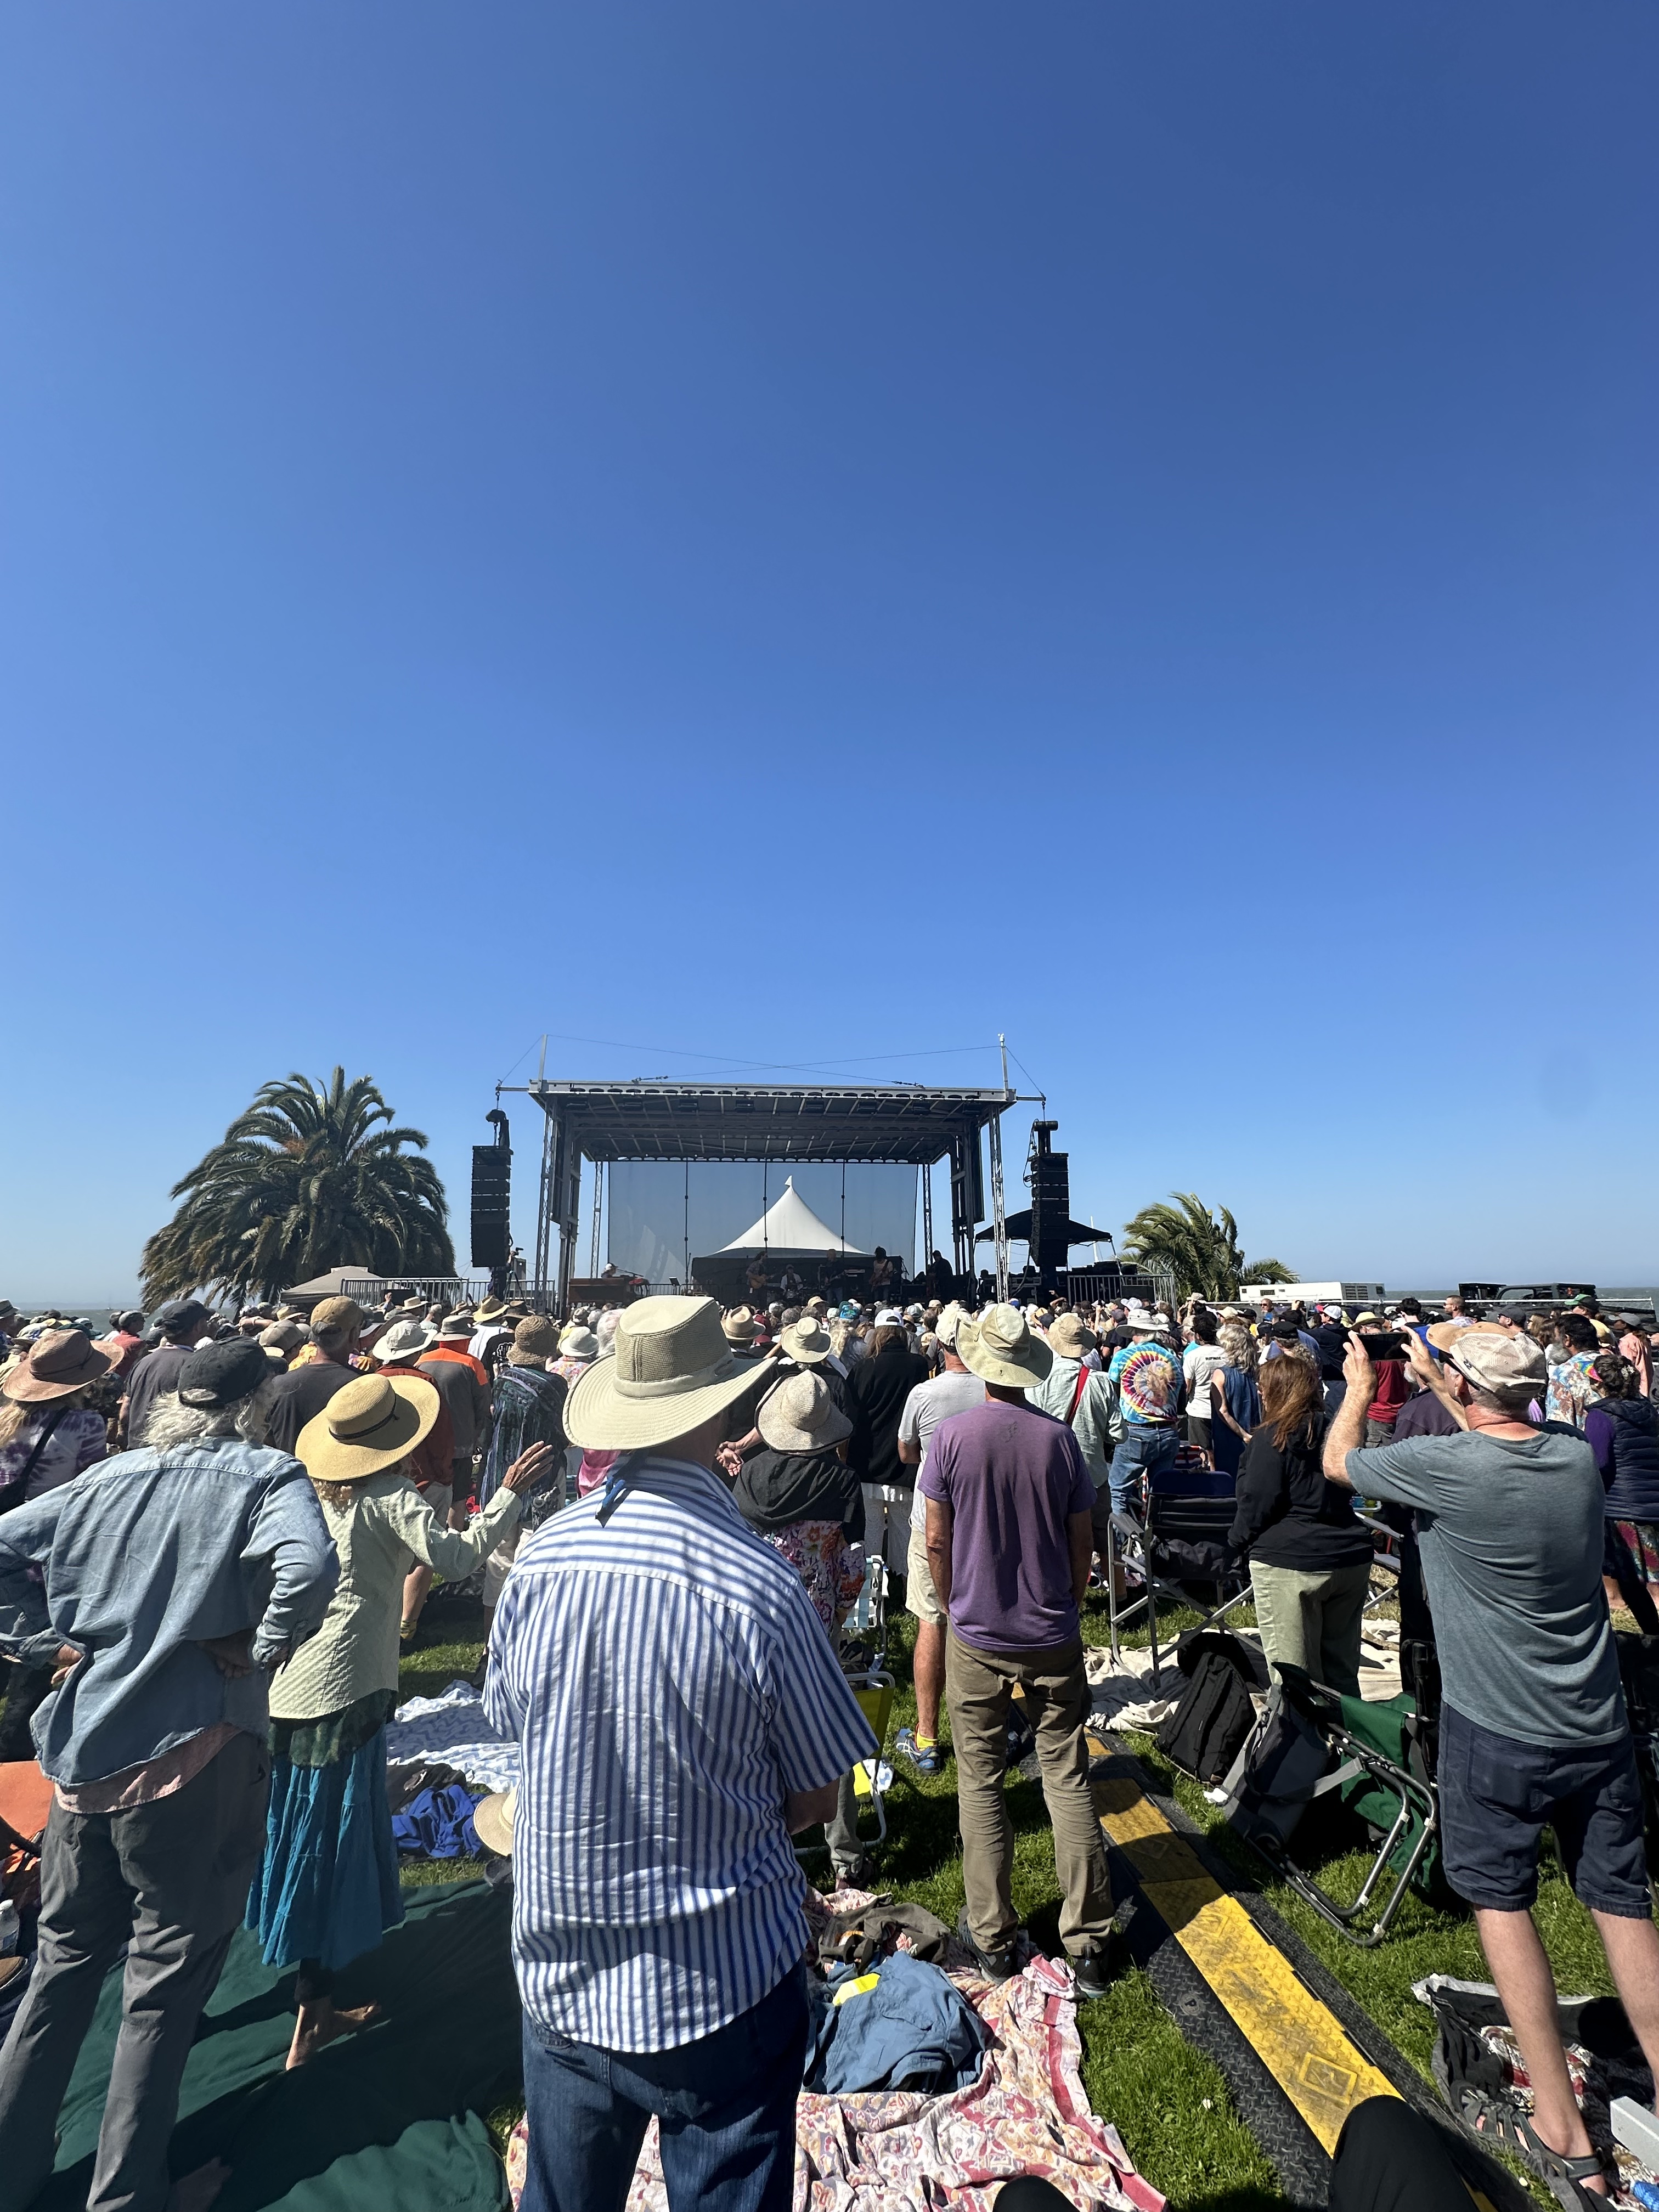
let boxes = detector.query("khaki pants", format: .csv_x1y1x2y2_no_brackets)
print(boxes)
945,1630,1114,1957
1248,1558,1372,1696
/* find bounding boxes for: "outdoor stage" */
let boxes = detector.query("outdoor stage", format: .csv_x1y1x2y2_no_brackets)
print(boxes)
494,1075,1023,1314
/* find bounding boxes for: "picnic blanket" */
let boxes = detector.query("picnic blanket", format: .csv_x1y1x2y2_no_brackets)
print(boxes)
506,1893,1163,2212
387,1680,520,1795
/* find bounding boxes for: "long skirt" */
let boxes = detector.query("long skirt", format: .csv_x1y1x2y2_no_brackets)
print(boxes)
246,1722,404,1973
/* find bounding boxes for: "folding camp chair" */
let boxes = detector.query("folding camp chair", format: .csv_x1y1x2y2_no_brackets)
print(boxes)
794,1657,896,1871
1227,1663,1441,1946
1106,1453,1253,1684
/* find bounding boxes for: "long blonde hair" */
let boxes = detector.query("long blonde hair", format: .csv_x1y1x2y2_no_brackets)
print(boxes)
0,1385,93,1449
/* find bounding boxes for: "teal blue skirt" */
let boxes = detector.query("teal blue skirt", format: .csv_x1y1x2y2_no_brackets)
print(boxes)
246,1720,404,1972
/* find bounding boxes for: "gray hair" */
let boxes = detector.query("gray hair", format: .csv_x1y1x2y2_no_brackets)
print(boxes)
141,1376,280,1452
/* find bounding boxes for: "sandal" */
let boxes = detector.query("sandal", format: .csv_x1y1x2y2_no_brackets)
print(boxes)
1455,2088,1613,2205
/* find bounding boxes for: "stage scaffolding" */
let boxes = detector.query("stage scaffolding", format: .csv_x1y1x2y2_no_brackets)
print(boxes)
495,1077,1022,1315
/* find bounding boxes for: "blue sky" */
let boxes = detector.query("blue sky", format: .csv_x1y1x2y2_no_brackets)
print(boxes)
3,3,1655,1305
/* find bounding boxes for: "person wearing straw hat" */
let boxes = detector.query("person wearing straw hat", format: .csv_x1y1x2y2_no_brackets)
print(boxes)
247,1374,552,2071
0,1336,336,2212
922,1305,1118,1997
483,1295,876,2212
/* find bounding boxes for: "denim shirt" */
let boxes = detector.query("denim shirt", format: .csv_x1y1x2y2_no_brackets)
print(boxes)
0,1438,338,1787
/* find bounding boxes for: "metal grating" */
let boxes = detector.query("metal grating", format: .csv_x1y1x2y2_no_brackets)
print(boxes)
520,1080,1015,1166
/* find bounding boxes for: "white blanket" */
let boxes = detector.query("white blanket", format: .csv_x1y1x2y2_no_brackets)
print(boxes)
387,1679,520,1795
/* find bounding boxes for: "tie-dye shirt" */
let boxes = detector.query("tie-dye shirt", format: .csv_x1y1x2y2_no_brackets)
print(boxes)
1105,1340,1182,1426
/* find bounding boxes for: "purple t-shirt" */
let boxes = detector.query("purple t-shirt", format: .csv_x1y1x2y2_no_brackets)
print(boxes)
920,1401,1095,1654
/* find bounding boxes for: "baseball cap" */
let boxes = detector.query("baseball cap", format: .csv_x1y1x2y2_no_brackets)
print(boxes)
311,1296,365,1343
1445,1330,1546,1398
874,1308,904,1327
156,1297,210,1339
177,1336,272,1409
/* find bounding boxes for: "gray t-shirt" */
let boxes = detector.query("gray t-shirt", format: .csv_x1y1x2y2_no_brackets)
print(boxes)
1349,1429,1624,1748
900,1371,986,1532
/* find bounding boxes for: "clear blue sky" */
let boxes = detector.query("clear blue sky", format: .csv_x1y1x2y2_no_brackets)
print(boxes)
3,3,1655,1305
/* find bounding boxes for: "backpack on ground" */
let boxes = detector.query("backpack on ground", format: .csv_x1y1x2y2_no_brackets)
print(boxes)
1216,1677,1350,1858
1153,1628,1258,1785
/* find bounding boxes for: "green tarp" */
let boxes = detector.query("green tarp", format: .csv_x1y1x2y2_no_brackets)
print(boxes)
37,1880,517,2212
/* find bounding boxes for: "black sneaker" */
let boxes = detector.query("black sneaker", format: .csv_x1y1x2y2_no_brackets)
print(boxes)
1069,1936,1126,2000
956,1912,1017,1983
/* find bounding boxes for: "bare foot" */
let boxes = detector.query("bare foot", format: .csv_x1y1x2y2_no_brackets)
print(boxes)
285,1999,385,2070
167,2159,231,2211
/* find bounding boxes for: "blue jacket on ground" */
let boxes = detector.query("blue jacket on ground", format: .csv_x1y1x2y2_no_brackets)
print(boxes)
806,1951,988,2096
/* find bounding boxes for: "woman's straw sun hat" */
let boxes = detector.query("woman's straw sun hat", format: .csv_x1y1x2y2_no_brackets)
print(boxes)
297,1372,439,1482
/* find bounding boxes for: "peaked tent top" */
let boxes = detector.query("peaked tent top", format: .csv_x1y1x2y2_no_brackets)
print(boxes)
721,1177,867,1255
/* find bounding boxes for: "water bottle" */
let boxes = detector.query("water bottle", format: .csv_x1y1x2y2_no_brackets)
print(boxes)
0,1899,18,1957
1629,2181,1659,2212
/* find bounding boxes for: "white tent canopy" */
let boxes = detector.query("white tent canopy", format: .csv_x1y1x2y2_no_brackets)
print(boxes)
721,1177,866,1255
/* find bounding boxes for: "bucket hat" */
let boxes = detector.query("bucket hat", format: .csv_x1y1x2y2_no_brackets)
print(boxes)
297,1372,439,1482
558,1327,599,1362
778,1314,833,1366
757,1369,853,1454
957,1304,1053,1390
565,1296,774,1453
3,1329,112,1403
511,1316,561,1362
1048,1313,1098,1359
374,1318,437,1366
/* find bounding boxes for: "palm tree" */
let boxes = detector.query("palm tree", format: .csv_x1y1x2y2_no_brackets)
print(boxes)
142,1068,455,1306
1119,1193,1295,1304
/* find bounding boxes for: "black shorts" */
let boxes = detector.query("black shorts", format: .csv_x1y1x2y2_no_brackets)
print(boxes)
1437,1705,1651,1918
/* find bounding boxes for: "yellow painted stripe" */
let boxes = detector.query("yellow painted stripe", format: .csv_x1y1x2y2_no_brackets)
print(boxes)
1089,1735,1399,2152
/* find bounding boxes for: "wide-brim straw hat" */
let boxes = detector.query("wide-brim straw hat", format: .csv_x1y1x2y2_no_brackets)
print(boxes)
473,1297,508,1326
472,1787,515,1857
297,1372,439,1482
4,1329,112,1403
778,1315,833,1365
957,1304,1053,1390
565,1295,774,1452
758,1368,853,1453
373,1318,438,1366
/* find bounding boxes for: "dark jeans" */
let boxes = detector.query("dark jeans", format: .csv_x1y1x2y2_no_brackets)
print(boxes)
0,1729,270,2212
518,1960,809,2212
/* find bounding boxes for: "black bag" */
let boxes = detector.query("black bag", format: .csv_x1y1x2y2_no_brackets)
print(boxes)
1155,1641,1257,1785
1218,1680,1353,1858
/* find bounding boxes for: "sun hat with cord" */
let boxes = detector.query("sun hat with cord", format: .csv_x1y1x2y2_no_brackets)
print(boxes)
956,1303,1053,1391
372,1317,437,1366
564,1295,776,1453
3,1329,112,1403
778,1313,833,1366
1048,1313,1098,1361
757,1368,853,1455
297,1370,440,1483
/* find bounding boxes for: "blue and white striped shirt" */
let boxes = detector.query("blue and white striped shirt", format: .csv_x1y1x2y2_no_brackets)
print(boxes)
483,1454,877,2051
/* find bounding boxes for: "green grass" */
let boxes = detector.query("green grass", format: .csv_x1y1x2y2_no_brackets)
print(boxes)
390,1583,1634,2208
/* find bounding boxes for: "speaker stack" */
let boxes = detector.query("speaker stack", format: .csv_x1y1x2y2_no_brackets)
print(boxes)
470,1144,512,1271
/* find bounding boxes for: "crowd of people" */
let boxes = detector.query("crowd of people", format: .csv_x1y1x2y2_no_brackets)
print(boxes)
0,1271,1656,2209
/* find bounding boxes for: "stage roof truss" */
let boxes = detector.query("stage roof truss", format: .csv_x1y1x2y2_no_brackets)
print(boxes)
514,1079,1014,1166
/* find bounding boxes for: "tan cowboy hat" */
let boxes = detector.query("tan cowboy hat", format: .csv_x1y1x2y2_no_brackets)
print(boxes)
472,1297,508,1326
722,1306,760,1345
758,1369,853,1453
3,1329,111,1403
472,1787,515,1857
565,1295,774,1452
1048,1313,1098,1359
778,1314,832,1365
297,1372,439,1482
957,1303,1052,1390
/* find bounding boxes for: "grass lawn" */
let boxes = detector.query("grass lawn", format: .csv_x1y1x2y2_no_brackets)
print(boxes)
392,1581,1644,2208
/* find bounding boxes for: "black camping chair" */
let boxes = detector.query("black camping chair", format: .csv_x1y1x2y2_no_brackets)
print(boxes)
1107,1452,1254,1685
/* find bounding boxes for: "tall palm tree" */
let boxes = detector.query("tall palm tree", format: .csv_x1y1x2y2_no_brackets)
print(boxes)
1119,1193,1295,1303
142,1068,455,1306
